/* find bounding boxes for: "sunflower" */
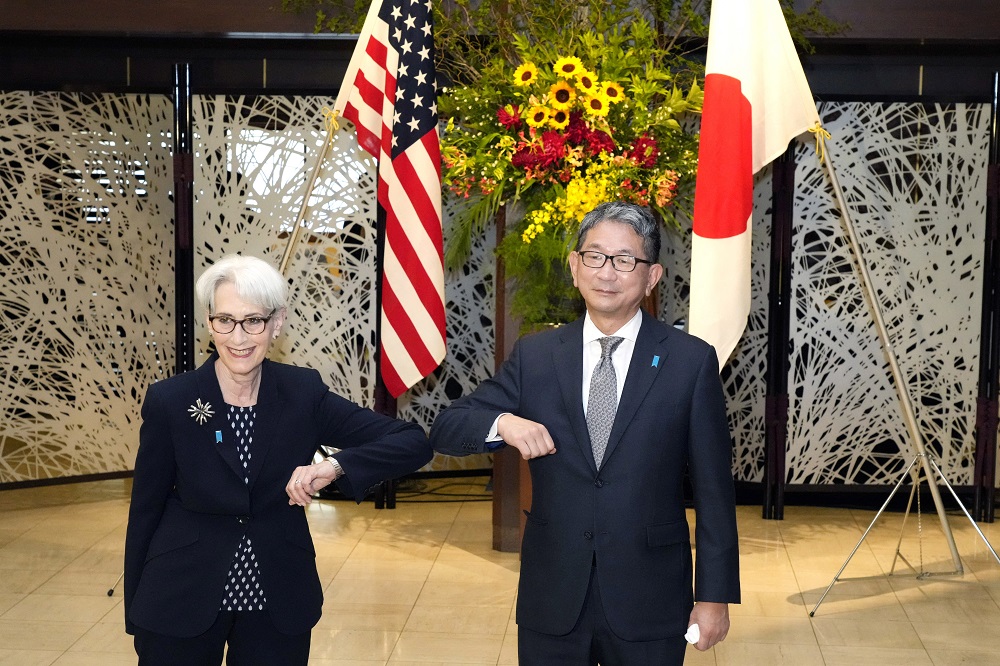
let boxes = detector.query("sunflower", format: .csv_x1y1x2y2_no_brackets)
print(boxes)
583,93,610,117
602,81,626,103
548,81,577,110
576,70,598,95
549,108,570,130
513,62,539,87
553,56,585,79
525,105,551,128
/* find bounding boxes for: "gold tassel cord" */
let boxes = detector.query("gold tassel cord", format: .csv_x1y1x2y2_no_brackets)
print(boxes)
808,121,832,162
321,106,341,133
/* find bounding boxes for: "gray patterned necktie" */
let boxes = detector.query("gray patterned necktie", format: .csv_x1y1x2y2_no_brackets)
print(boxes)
587,336,624,469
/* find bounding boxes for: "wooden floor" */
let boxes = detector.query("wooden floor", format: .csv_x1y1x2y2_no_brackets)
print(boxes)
1,478,1000,665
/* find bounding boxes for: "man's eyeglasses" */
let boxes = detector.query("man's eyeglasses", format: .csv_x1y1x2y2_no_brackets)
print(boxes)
208,312,275,335
578,250,653,273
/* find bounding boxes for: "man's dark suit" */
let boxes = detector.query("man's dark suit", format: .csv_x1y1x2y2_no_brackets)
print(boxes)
124,354,430,638
430,311,740,641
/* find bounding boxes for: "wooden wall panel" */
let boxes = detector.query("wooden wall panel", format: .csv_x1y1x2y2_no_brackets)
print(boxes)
0,0,318,34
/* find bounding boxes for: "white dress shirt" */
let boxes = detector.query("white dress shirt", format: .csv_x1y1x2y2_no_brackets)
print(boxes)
486,309,643,442
581,309,641,415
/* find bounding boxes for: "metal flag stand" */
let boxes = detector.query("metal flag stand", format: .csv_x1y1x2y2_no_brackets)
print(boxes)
809,128,1000,617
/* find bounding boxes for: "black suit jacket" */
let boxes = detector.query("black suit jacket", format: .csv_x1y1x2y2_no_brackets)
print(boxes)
124,355,431,637
430,312,740,641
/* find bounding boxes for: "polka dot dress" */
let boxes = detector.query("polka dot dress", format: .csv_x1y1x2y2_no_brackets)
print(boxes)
221,405,267,612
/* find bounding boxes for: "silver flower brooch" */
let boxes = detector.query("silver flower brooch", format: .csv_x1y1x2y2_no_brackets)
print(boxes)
188,399,215,425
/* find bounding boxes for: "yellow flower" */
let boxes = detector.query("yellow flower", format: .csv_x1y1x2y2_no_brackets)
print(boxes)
549,108,570,130
522,213,550,243
513,62,539,87
583,93,610,117
548,81,577,110
576,70,598,94
525,105,550,127
602,81,626,103
553,56,584,78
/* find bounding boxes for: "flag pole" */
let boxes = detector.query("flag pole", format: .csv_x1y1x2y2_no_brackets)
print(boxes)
371,199,398,509
820,146,963,572
278,110,339,277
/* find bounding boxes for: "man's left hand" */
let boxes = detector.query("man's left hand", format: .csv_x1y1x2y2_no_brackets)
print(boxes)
688,601,729,651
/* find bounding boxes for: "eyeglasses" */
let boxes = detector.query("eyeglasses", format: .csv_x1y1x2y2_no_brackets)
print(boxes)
578,250,653,273
208,311,275,335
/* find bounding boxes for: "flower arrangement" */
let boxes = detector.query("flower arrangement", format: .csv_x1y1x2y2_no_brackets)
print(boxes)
439,19,703,328
285,0,845,329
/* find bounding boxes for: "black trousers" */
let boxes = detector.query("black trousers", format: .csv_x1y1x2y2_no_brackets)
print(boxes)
518,565,688,666
133,610,311,666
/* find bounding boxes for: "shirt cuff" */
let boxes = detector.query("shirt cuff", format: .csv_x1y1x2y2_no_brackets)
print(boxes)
485,413,511,452
486,413,510,442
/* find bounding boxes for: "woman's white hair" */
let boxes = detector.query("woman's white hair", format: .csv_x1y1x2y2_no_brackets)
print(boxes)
195,254,289,314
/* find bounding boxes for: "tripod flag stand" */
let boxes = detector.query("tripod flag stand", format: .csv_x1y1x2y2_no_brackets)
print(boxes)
808,137,1000,617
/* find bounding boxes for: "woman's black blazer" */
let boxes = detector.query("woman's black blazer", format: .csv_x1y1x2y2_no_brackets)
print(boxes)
124,355,431,637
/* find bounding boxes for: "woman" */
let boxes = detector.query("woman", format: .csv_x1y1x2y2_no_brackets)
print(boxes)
124,254,432,665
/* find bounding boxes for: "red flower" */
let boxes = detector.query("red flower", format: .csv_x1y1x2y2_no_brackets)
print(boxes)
538,131,567,166
511,145,541,169
628,134,659,167
565,112,590,144
497,104,522,129
510,132,568,173
586,130,616,156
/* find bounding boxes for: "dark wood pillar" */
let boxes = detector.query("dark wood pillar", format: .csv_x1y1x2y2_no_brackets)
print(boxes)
172,62,195,374
491,206,530,552
763,146,796,520
974,72,1000,523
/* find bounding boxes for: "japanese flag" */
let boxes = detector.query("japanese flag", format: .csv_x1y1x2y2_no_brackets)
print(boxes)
689,0,820,368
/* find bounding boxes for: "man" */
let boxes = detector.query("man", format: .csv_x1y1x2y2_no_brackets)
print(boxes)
430,202,740,664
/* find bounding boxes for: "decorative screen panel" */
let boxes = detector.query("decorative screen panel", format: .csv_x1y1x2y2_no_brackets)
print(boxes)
660,171,775,483
0,91,174,483
787,102,988,485
397,200,496,471
0,93,990,487
192,97,493,472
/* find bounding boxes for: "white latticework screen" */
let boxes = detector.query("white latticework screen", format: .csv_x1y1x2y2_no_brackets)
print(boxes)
192,96,495,473
788,102,989,485
0,93,991,487
663,102,989,486
192,95,378,405
661,171,775,483
0,92,175,483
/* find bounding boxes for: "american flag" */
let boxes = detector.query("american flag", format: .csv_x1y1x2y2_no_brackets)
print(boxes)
334,0,445,397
